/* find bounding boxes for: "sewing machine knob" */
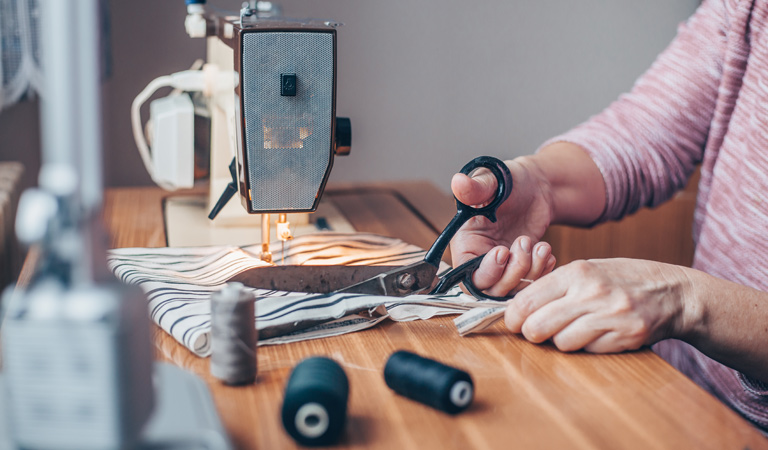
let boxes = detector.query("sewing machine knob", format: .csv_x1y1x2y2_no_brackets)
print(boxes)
335,117,351,156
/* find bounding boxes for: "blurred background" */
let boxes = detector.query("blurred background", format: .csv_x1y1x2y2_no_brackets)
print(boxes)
0,0,699,194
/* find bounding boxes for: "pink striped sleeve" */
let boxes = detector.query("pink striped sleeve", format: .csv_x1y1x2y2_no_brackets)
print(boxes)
541,0,727,222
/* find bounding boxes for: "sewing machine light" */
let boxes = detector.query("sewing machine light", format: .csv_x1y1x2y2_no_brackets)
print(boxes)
262,116,313,150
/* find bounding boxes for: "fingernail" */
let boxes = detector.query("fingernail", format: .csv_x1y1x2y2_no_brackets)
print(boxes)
537,245,548,257
520,236,531,253
496,248,510,265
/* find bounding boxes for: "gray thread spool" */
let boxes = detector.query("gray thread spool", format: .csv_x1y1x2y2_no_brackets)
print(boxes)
210,282,257,385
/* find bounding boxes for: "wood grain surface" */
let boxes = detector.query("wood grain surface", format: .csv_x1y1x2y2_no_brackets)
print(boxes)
16,181,768,449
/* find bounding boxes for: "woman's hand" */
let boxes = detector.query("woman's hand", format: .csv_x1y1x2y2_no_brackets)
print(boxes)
470,237,557,298
450,156,556,296
504,258,693,353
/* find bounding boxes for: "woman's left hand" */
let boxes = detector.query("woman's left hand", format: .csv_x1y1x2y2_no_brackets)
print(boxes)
504,258,694,353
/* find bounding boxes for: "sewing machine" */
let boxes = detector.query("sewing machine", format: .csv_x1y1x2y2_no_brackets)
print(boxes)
150,0,353,255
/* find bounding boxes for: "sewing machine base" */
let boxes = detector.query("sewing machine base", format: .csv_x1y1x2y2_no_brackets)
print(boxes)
164,194,355,247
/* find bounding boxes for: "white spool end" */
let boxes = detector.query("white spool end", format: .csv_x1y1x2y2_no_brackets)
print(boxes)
450,380,474,408
185,4,207,39
294,402,330,439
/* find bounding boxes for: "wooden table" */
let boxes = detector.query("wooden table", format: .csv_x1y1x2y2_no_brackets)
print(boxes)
18,182,767,449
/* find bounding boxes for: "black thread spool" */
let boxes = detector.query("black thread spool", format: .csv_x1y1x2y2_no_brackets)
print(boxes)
281,356,349,446
384,350,474,414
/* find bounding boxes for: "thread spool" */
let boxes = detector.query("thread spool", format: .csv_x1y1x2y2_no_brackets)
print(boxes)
384,350,474,414
210,282,257,385
281,356,349,446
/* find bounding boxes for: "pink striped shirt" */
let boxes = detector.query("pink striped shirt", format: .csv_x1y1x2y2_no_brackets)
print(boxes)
546,0,768,434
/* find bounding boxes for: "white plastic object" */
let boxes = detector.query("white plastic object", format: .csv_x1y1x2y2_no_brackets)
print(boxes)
169,70,207,92
149,95,195,189
15,189,58,245
185,4,207,38
223,22,234,39
131,70,201,191
202,64,239,97
131,67,235,191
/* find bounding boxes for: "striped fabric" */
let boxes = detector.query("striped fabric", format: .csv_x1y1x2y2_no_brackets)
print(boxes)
545,0,768,434
108,232,491,357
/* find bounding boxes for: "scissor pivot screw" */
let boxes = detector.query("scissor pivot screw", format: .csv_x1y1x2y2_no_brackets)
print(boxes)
396,273,416,291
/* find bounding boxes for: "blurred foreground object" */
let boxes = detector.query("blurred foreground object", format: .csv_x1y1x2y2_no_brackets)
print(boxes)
0,162,24,288
0,0,42,112
0,1,229,448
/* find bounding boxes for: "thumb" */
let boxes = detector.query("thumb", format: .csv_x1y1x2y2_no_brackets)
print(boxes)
451,169,497,206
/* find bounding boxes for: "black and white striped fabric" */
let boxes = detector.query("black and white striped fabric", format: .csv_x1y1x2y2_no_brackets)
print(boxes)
108,232,495,357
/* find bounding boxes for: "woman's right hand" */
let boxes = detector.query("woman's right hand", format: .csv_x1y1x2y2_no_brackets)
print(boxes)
449,156,557,297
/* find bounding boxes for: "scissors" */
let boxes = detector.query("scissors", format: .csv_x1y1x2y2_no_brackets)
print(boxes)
332,155,512,300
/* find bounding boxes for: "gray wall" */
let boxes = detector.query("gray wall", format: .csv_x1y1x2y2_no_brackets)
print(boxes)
0,0,700,194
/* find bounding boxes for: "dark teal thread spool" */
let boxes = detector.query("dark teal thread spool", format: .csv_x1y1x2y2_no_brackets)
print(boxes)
384,350,474,414
281,356,349,446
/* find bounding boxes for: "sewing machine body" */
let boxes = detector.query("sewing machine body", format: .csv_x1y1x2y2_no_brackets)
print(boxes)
205,13,350,231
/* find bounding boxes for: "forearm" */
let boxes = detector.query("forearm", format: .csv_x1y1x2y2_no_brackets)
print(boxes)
524,141,607,226
679,268,768,383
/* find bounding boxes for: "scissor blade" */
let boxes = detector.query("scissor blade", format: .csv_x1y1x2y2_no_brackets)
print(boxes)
229,265,400,293
332,261,439,297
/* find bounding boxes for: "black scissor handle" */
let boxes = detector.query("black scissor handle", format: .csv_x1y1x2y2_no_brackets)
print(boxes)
456,155,513,223
430,253,509,301
424,156,513,267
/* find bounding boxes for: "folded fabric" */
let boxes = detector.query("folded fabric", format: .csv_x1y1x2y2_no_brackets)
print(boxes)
108,232,505,357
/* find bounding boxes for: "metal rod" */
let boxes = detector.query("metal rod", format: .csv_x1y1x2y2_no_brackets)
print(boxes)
261,214,272,263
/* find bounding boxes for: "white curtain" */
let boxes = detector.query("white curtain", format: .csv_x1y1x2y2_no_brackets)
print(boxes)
0,0,42,111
